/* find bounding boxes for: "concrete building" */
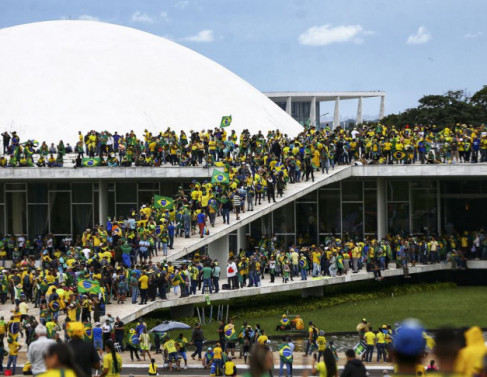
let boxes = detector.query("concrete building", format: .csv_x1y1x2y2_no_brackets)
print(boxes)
265,91,386,128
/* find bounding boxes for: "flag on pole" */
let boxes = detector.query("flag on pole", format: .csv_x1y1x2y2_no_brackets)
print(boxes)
82,157,101,167
211,169,230,184
153,195,174,210
77,279,101,294
220,115,232,128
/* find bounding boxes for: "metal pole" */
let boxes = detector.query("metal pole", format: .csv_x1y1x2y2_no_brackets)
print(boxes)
196,307,202,324
202,307,206,325
225,305,229,323
209,305,213,323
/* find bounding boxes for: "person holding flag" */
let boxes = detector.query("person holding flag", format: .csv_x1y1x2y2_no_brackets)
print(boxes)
278,337,294,377
224,320,238,357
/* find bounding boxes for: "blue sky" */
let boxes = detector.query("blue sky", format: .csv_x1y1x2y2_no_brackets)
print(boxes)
0,0,485,119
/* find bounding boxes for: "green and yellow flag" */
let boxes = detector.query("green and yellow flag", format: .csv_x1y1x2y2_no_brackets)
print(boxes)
153,195,174,210
77,279,101,294
220,115,232,128
82,157,101,167
211,169,230,184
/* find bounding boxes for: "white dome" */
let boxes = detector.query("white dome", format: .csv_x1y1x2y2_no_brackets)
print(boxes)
0,21,300,144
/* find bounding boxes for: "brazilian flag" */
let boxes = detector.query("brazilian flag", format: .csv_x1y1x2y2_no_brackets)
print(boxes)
224,325,238,341
77,279,101,294
393,151,406,160
82,157,101,167
211,169,229,184
279,343,293,363
220,115,232,128
153,195,174,210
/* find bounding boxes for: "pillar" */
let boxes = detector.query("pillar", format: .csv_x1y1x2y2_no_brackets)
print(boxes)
236,226,247,254
333,97,340,129
285,97,292,116
377,177,386,240
98,180,108,226
356,96,363,125
208,235,229,278
379,95,385,120
310,96,317,126
301,286,324,298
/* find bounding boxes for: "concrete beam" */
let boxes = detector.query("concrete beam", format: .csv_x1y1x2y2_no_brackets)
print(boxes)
356,96,363,125
285,97,292,116
379,96,385,120
98,180,108,226
301,286,324,298
333,97,340,129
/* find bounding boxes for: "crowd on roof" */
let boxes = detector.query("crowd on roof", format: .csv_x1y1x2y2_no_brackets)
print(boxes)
1,123,487,168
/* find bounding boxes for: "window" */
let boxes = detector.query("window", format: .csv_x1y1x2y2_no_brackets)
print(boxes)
28,183,48,203
49,192,71,234
273,202,294,234
6,192,26,234
296,203,317,244
116,183,136,203
72,183,93,203
28,205,48,236
319,190,340,234
341,181,363,201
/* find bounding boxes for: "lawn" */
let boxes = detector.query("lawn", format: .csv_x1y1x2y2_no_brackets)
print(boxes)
170,286,487,340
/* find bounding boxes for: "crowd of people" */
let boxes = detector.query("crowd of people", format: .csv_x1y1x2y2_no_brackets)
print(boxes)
1,123,487,168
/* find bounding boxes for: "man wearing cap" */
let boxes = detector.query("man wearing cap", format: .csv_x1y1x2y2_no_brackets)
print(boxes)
391,320,426,376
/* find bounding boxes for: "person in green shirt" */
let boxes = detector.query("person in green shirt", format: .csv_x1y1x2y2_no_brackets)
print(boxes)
201,263,213,294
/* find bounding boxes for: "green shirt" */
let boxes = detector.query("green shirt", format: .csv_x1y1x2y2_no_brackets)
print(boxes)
202,266,212,279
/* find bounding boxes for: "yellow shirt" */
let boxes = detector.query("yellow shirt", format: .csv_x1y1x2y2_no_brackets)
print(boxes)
316,335,327,351
8,341,20,355
257,335,269,344
164,339,178,354
315,361,328,377
103,352,122,377
138,275,149,290
213,346,223,359
364,331,376,345
224,361,236,376
38,369,77,377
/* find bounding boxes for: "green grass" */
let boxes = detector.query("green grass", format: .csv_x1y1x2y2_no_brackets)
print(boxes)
142,285,487,341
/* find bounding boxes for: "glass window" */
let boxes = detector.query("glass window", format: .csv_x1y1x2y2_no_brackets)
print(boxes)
116,203,136,218
296,203,317,244
364,180,377,189
297,190,317,202
72,205,94,236
108,191,115,221
273,202,294,234
364,190,377,234
341,181,363,201
387,181,409,202
262,213,272,237
229,234,237,255
116,182,137,203
442,197,487,233
138,191,157,207
387,203,409,234
6,183,26,190
28,205,48,236
0,205,4,234
322,182,340,189
342,203,363,236
49,192,71,234
412,189,437,234
72,183,92,203
6,192,26,234
0,184,4,203
275,234,296,249
138,182,159,190
319,190,341,234
49,183,70,190
28,183,48,203
250,218,262,241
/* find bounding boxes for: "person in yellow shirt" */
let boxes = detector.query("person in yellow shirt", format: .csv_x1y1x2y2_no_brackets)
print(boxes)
138,272,149,305
376,329,387,362
257,330,269,345
224,356,237,377
212,343,224,373
6,338,21,373
101,340,122,377
163,338,180,372
148,358,158,376
316,331,327,361
364,328,376,362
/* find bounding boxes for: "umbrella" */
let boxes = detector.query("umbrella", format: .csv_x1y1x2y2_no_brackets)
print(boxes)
150,321,191,333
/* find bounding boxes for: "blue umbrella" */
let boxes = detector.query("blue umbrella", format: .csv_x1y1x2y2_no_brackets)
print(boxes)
150,321,191,333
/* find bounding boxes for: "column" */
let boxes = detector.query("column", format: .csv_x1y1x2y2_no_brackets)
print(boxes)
377,177,386,240
285,97,292,116
98,180,108,226
379,95,385,120
333,96,340,129
236,225,247,253
310,96,317,126
208,235,229,278
356,96,363,125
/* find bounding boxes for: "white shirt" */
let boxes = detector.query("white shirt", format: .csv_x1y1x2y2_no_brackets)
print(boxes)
227,262,237,277
28,336,57,375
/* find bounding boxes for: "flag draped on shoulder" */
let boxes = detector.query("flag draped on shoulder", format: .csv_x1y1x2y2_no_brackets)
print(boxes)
220,115,232,128
77,279,101,294
153,195,174,210
211,169,229,184
82,157,101,167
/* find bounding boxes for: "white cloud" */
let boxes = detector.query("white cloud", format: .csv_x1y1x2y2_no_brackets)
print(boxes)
160,11,169,21
78,15,100,21
464,32,482,39
131,11,153,23
182,29,214,42
298,24,370,46
175,1,189,9
406,26,431,44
